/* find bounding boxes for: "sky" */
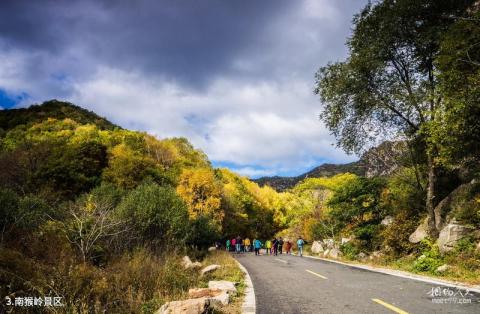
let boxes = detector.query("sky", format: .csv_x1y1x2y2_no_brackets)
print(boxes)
0,0,368,178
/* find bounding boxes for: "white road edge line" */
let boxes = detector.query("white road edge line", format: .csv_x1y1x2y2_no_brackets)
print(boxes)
235,260,256,314
298,254,480,293
275,258,287,263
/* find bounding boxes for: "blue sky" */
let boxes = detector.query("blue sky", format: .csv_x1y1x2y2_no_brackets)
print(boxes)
0,0,368,178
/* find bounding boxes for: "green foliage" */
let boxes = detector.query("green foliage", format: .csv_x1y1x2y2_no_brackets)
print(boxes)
186,215,220,250
413,239,444,273
328,177,387,227
381,211,418,256
340,242,360,260
433,11,480,167
118,183,189,245
0,100,118,131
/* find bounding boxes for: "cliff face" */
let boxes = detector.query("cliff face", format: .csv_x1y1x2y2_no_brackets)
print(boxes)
253,141,406,191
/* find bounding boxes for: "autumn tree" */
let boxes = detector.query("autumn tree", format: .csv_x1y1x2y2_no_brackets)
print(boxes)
315,0,475,236
176,168,223,229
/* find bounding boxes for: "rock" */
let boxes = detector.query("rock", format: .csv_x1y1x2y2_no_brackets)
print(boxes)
323,238,335,249
434,182,479,230
437,222,475,253
328,248,342,259
341,237,352,244
436,264,450,273
208,280,237,294
208,246,217,252
372,251,383,258
381,216,394,226
200,264,221,276
357,252,367,260
156,297,218,314
409,217,429,243
323,249,330,258
182,256,201,269
188,288,230,305
311,241,324,254
188,288,223,299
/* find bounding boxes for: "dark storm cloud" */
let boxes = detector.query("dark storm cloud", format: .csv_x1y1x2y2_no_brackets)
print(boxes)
0,0,370,176
0,0,297,88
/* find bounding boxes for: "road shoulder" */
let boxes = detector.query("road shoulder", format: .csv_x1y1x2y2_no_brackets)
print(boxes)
236,259,256,314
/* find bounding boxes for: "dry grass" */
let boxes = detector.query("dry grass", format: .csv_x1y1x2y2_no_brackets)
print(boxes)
198,250,245,314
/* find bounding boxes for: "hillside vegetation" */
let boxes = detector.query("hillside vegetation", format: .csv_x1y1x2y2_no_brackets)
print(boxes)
0,101,294,312
277,0,480,283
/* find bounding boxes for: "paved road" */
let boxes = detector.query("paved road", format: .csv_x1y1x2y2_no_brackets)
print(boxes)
235,253,480,314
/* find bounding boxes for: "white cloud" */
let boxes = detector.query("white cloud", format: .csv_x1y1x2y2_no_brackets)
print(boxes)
0,0,366,177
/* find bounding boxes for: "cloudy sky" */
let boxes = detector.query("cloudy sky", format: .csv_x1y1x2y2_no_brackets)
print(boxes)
0,0,368,178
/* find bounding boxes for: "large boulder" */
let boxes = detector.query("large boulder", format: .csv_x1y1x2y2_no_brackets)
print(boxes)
323,238,335,249
156,298,219,314
208,280,237,294
434,181,479,230
311,241,324,254
328,248,342,259
436,221,475,253
200,264,220,276
188,288,222,299
409,217,429,243
182,256,193,269
188,288,229,305
208,247,217,252
436,264,450,273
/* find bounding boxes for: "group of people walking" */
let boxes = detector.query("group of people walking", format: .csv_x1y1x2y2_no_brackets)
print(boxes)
225,236,305,257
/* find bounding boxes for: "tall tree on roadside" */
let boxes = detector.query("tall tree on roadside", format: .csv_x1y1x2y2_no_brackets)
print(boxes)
314,0,475,236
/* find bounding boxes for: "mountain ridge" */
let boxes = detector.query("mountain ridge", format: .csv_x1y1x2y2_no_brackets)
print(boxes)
253,141,406,191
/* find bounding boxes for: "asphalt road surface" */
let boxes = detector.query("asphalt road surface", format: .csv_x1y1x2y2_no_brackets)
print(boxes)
235,252,480,314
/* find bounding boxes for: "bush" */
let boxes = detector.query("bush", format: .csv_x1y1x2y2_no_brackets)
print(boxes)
340,242,360,260
353,223,383,251
187,215,220,250
413,239,444,273
117,183,190,247
381,211,418,255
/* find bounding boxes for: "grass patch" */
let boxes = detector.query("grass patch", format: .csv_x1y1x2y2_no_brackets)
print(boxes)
199,251,245,314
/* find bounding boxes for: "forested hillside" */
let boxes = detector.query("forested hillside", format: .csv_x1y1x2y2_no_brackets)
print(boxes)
0,101,294,312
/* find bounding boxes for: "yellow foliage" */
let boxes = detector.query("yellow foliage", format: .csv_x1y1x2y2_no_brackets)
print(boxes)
176,168,223,225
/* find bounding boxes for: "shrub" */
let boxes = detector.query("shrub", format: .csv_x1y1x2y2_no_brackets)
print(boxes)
117,183,190,247
413,239,444,273
381,211,418,255
340,242,360,260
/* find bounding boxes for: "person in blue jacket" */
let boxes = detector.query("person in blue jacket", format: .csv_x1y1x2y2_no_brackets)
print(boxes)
297,237,305,257
254,239,262,256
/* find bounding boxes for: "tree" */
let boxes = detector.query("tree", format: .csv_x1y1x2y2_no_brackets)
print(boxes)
314,0,475,236
118,183,189,246
432,9,480,170
63,187,127,263
176,168,223,229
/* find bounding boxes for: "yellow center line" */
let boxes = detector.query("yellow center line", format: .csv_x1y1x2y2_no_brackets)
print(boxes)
305,269,327,279
275,258,287,263
372,298,409,314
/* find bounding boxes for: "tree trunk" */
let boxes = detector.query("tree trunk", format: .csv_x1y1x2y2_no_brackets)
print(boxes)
426,153,439,238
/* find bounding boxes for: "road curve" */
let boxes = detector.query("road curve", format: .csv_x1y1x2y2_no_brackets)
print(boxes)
234,253,480,314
